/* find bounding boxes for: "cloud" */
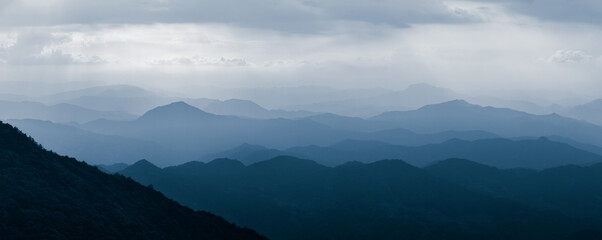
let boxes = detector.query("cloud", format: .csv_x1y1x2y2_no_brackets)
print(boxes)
0,28,108,65
1,1,601,32
1,0,602,105
148,56,248,67
0,32,17,48
473,0,602,25
546,50,594,63
3,0,600,35
0,0,476,33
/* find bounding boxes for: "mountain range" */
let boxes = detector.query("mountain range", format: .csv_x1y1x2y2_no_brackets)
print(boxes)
80,101,348,155
0,100,135,123
201,99,316,119
118,156,602,240
205,137,602,169
4,84,602,128
6,119,185,166
567,98,602,126
371,100,602,146
4,82,602,239
426,158,602,222
11,99,602,167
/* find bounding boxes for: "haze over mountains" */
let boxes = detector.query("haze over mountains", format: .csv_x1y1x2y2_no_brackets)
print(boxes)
3,84,601,122
6,118,184,165
568,99,602,126
4,0,602,238
4,115,602,239
3,78,602,240
0,100,136,123
4,83,602,239
4,83,602,169
371,100,602,146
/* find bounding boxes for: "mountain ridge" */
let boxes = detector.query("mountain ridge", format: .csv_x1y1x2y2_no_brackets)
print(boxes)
0,121,266,239
371,99,602,147
119,155,594,240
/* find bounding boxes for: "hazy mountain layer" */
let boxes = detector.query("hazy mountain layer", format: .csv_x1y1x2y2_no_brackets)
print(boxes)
6,119,186,166
12,100,602,167
10,84,602,128
372,100,602,146
79,102,350,156
0,100,136,123
567,99,602,126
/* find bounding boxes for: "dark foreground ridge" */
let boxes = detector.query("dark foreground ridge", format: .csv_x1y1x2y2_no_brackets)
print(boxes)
122,156,602,240
0,121,266,240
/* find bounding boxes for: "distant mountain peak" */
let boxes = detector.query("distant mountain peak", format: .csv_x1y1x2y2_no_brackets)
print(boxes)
363,159,418,173
203,99,270,117
138,101,216,121
249,156,324,170
574,98,602,110
585,98,602,106
207,158,246,168
130,159,160,170
437,99,471,106
335,161,366,168
428,158,492,170
416,99,478,111
119,159,163,177
163,101,196,108
330,139,390,150
94,85,153,96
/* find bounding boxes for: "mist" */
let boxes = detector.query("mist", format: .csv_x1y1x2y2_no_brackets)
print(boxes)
3,1,602,240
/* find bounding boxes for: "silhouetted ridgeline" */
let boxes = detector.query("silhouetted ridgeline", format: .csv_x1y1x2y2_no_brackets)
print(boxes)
0,121,265,239
206,137,602,169
120,156,602,240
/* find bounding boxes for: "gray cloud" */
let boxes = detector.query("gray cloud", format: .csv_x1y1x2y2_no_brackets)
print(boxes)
0,29,107,65
0,30,70,65
0,0,470,33
148,56,248,66
546,50,594,63
3,0,599,34
1,0,602,106
474,0,602,25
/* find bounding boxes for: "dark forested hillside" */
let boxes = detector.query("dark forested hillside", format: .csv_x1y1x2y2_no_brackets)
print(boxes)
426,158,602,222
119,156,601,240
0,121,265,239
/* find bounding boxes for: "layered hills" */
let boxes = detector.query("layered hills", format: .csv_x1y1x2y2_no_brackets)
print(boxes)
119,156,602,240
206,137,602,169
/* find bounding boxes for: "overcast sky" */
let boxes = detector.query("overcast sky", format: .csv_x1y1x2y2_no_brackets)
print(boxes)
0,0,601,104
